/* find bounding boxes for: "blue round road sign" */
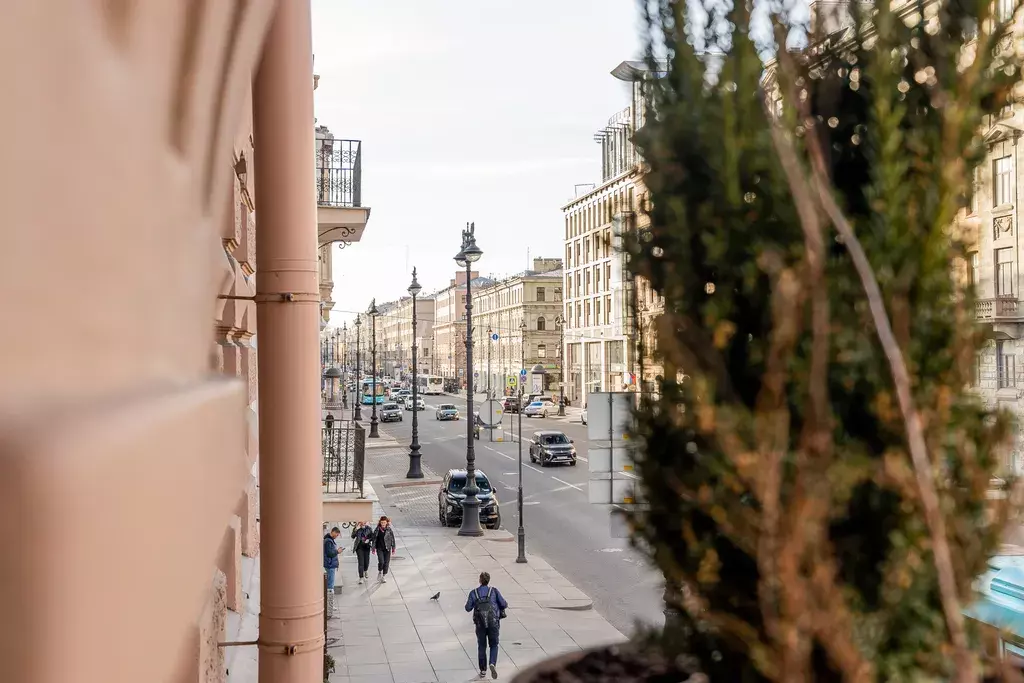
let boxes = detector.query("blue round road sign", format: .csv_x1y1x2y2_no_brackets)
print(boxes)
491,333,499,341
520,369,527,378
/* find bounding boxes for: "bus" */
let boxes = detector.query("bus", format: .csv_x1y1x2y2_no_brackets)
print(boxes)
360,379,385,405
417,375,444,395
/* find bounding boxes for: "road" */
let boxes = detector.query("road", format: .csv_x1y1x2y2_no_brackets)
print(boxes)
374,391,665,637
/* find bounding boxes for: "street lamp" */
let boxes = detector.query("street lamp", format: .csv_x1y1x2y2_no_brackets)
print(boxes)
369,300,380,438
516,317,528,564
555,314,566,416
407,268,424,479
456,222,484,537
353,316,362,421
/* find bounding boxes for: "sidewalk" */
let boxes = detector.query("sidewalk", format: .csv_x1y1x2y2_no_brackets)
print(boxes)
327,427,627,682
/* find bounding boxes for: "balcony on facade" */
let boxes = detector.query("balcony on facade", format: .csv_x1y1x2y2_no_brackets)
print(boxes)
977,296,1022,321
315,134,371,246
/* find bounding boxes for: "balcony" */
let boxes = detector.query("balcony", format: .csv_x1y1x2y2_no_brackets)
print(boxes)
321,419,374,523
977,297,1021,321
316,138,371,247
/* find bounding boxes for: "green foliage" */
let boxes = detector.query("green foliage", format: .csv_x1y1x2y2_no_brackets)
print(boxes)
629,0,1020,679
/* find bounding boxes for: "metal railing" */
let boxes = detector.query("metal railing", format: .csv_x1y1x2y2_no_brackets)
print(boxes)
315,139,362,208
322,419,365,496
976,297,1020,320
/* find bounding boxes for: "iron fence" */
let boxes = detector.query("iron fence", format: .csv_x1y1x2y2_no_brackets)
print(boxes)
322,419,365,496
315,139,361,208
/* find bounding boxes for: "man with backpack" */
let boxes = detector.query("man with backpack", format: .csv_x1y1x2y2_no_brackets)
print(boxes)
464,571,508,679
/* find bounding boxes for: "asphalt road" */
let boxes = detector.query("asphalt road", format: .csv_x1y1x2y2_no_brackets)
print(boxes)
379,391,665,637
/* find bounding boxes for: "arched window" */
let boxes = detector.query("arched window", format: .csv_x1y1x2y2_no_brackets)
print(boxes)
537,316,546,331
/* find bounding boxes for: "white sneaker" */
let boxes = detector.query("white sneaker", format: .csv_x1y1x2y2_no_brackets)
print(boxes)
381,575,387,583
490,663,497,679
478,672,487,679
377,571,383,582
358,577,363,585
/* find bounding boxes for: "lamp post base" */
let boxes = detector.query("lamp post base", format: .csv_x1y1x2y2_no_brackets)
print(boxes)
557,398,565,417
406,448,424,479
516,526,527,563
353,405,362,421
369,419,379,438
457,500,484,537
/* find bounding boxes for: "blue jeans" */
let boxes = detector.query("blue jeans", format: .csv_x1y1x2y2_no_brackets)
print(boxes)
325,567,337,591
475,624,499,671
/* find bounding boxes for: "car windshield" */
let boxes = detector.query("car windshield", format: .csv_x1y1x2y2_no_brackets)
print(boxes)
448,474,491,493
383,404,398,410
440,405,456,410
541,434,570,445
529,402,543,407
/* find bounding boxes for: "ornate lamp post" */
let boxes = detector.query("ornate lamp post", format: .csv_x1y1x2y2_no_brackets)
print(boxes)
368,300,380,438
456,223,484,537
555,314,566,416
341,322,349,410
353,316,362,421
407,268,424,479
517,318,528,563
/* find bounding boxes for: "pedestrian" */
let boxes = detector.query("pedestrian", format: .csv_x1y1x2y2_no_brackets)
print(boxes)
325,412,335,430
323,526,341,617
371,515,396,583
465,571,508,679
351,520,373,584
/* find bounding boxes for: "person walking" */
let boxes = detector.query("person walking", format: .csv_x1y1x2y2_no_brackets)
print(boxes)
323,526,341,617
351,520,373,584
465,571,508,679
371,516,396,583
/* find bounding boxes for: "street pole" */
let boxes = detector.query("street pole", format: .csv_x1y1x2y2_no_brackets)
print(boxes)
407,268,424,479
457,223,484,537
556,315,566,416
353,317,362,421
369,300,380,438
487,327,493,443
516,377,526,563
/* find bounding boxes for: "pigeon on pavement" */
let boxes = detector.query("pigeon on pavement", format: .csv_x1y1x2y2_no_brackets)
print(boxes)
430,592,441,601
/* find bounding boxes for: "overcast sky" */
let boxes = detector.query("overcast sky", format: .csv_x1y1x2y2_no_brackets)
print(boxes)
312,0,645,327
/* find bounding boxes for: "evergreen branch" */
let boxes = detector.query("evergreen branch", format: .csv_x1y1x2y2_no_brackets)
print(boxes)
800,119,976,683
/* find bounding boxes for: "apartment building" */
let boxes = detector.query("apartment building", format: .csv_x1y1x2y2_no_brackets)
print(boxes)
431,271,481,387
377,295,436,379
470,259,565,396
562,61,665,406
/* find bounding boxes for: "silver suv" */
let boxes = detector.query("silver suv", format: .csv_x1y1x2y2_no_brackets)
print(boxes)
380,402,403,423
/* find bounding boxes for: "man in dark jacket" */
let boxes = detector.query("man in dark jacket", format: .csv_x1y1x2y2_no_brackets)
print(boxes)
465,571,508,679
323,527,341,616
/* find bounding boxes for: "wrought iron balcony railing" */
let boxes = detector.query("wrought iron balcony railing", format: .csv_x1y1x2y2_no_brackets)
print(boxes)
976,296,1020,320
322,419,365,496
315,139,361,208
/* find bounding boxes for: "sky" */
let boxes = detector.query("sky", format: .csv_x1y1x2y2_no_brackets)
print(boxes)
311,0,646,327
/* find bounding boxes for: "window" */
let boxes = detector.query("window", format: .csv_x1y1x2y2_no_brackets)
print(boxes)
998,341,1016,388
996,247,1014,296
995,156,1014,206
605,262,612,284
538,344,547,358
537,316,546,331
998,0,1014,22
537,287,546,302
972,353,981,387
969,252,980,288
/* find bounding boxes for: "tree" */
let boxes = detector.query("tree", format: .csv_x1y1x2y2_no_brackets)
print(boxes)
625,0,1022,680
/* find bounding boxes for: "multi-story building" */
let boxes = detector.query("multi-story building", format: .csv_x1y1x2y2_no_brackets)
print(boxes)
470,259,565,396
0,4,360,683
432,271,481,388
376,295,436,379
561,61,665,406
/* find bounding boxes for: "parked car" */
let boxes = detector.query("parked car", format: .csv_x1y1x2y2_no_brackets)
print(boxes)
523,399,555,418
405,396,425,411
380,402,403,423
501,396,521,413
435,404,460,420
529,431,577,467
438,469,501,529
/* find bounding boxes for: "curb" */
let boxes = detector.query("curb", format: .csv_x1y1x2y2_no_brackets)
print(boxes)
538,598,593,611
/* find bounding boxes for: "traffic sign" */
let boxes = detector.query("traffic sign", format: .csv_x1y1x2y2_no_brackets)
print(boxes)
480,399,504,428
474,371,479,377
491,333,499,341
520,369,527,378
507,376,518,388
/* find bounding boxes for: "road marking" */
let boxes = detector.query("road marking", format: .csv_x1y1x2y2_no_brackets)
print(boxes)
524,463,543,474
483,446,515,461
523,501,541,506
550,477,583,491
598,548,624,553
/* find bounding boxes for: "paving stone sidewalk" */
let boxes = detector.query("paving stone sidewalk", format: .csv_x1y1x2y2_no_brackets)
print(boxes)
328,427,627,682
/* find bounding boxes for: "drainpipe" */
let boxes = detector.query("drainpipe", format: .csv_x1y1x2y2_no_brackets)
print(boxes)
253,1,323,681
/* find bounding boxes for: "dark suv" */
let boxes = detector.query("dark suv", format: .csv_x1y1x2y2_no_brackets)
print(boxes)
438,469,500,529
529,431,577,467
501,396,521,413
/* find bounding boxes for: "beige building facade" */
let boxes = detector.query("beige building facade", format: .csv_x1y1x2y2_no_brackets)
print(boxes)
431,271,480,388
470,259,565,396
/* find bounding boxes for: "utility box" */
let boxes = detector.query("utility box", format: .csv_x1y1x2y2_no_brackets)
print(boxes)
586,391,639,505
